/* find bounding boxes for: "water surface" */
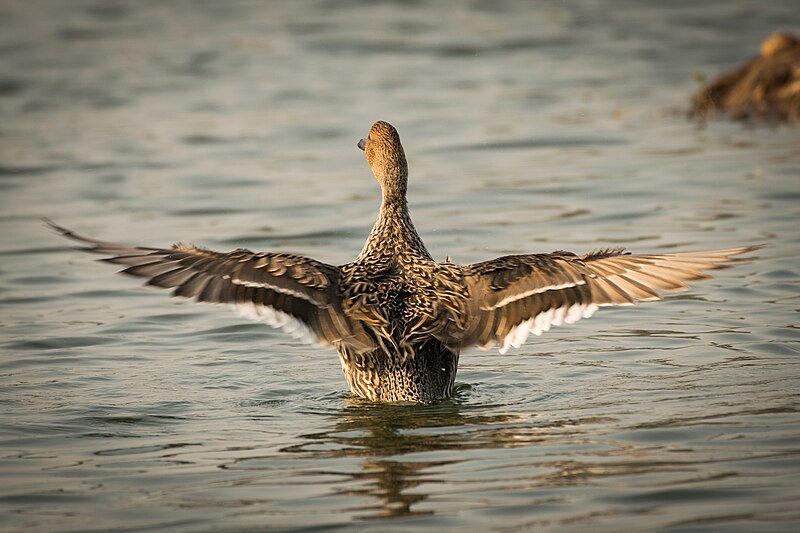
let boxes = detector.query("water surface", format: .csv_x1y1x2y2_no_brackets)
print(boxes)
1,1,799,531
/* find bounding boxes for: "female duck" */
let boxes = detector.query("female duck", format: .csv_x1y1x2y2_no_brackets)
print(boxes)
48,121,760,402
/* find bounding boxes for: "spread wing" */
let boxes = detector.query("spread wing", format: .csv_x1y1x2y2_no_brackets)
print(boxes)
46,219,375,352
460,246,763,353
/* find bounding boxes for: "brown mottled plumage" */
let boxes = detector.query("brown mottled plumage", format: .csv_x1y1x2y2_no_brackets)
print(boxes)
691,31,800,123
47,121,762,402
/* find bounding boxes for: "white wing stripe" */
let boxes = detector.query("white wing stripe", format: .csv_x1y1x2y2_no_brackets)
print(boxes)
231,301,318,344
486,280,586,310
499,302,600,354
231,278,318,304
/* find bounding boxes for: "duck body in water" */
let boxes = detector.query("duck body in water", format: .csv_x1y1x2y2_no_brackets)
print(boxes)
48,121,761,402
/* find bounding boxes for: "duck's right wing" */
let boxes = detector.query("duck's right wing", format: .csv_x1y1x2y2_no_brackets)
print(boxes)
46,219,376,353
458,246,762,353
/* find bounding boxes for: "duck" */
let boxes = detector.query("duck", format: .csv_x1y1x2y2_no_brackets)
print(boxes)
691,31,800,123
47,121,761,402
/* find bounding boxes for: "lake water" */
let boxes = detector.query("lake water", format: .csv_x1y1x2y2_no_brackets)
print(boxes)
1,1,799,531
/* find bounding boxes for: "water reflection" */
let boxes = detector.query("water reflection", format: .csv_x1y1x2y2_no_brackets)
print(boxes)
281,398,516,518
273,392,797,523
281,397,624,519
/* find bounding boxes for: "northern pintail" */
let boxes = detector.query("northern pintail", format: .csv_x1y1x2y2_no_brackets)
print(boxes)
48,121,761,402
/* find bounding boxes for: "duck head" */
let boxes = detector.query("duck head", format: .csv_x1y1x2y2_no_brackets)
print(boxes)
358,121,408,200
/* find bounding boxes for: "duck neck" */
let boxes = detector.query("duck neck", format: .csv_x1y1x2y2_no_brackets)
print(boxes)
358,193,430,261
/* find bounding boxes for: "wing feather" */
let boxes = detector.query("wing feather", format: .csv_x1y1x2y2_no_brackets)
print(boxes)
462,245,762,352
46,219,375,352
48,219,761,356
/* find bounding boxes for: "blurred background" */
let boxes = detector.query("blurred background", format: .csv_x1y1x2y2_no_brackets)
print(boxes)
1,1,798,531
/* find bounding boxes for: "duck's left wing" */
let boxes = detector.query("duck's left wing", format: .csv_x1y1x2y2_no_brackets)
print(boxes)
458,246,762,353
46,219,375,352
